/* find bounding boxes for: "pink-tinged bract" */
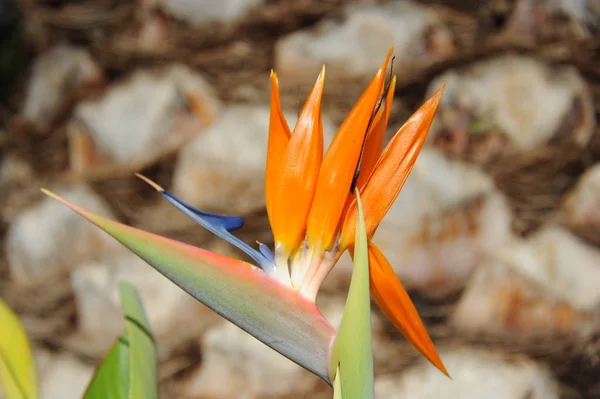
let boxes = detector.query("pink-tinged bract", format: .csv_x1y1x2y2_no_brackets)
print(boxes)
41,189,335,383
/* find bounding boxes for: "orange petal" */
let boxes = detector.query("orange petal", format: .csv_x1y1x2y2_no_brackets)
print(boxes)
355,75,396,190
340,84,444,250
368,243,448,376
305,48,393,252
265,71,292,226
271,67,325,254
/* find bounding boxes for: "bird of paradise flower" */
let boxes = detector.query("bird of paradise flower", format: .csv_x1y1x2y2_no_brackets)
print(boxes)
42,48,447,395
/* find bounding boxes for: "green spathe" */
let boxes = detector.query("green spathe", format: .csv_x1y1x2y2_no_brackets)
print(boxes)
42,189,335,383
330,191,374,398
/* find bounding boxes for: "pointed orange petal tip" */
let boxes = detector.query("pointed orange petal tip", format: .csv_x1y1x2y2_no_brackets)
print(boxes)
340,82,444,250
355,74,397,190
135,173,165,192
305,51,391,252
271,67,325,253
431,81,446,102
265,67,292,228
368,243,449,377
316,65,326,82
385,46,394,62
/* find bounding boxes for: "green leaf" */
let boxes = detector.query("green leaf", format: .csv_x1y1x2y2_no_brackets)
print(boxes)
83,283,156,399
0,299,38,399
42,189,335,384
83,337,129,399
330,191,374,398
119,283,157,399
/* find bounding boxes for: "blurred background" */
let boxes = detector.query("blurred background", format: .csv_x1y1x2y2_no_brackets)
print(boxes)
1,0,600,398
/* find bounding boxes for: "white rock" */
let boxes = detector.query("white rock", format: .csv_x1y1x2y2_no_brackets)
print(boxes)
5,185,122,285
22,45,103,132
505,0,600,38
137,13,171,52
0,155,31,185
275,1,452,79
452,259,593,334
563,164,600,244
172,104,335,214
427,55,594,160
453,225,600,335
375,348,559,399
71,263,123,350
37,353,94,399
71,65,220,168
545,0,600,26
498,226,600,309
72,252,217,355
161,0,264,25
333,149,514,297
185,321,316,399
0,155,33,202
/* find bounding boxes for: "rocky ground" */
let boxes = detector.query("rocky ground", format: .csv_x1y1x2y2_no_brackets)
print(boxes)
1,0,600,398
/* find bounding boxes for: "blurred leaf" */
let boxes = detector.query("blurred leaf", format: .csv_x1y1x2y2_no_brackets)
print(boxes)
42,189,335,383
120,282,157,399
83,337,129,399
83,283,156,399
331,192,374,398
0,299,38,399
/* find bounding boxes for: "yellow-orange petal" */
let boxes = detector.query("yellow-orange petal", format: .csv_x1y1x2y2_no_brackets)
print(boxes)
337,77,396,233
368,243,448,376
305,48,393,252
340,84,444,250
265,71,292,226
355,75,396,190
271,67,325,254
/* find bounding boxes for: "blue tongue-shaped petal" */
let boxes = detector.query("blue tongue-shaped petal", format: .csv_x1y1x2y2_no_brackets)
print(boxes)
172,197,244,232
136,174,273,272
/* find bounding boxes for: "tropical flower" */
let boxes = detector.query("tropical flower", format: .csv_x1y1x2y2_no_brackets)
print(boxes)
43,47,446,387
262,48,446,375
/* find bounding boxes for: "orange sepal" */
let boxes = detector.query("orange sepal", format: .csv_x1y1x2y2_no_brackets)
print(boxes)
355,75,396,190
305,48,393,252
271,67,325,254
368,243,448,376
265,71,292,225
340,84,444,250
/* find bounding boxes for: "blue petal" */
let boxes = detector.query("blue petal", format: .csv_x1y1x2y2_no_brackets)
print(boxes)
160,191,274,272
164,194,244,231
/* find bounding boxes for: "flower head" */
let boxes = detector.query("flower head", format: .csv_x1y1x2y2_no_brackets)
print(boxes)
42,48,447,384
263,49,447,374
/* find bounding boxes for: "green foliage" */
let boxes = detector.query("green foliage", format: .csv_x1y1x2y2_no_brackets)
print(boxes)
0,299,38,399
330,192,374,398
84,282,157,399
